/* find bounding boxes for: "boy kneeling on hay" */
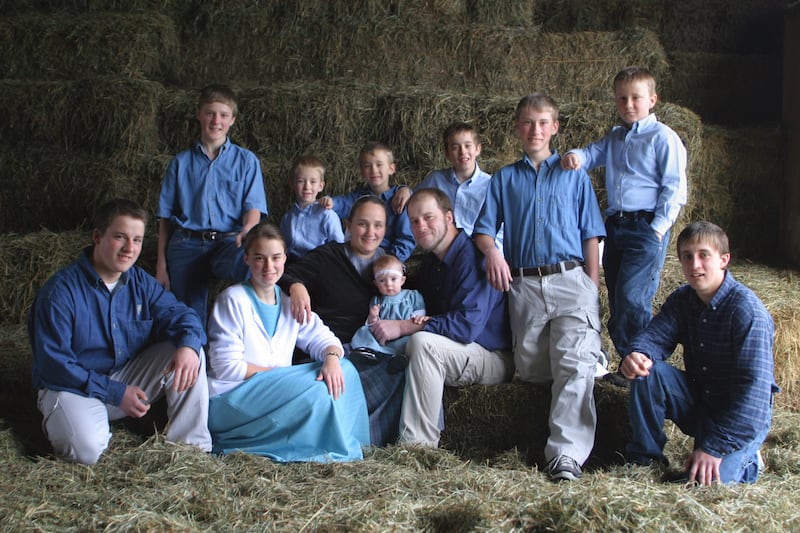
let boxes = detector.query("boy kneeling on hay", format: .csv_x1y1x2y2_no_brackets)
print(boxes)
622,221,778,485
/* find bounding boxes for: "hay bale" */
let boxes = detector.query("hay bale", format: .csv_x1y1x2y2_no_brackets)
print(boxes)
0,149,167,233
0,325,32,393
178,2,669,97
0,78,164,156
664,52,782,124
441,380,630,467
0,12,178,79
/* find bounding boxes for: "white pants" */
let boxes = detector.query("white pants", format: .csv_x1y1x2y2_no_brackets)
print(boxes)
399,331,514,447
509,266,601,464
37,341,212,464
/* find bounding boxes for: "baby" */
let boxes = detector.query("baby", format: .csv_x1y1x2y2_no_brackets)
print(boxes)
349,255,426,372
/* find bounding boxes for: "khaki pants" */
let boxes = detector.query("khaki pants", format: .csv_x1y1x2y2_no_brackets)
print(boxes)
399,331,514,447
37,341,211,464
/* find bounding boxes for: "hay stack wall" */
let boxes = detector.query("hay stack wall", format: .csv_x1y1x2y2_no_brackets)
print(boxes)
0,0,794,458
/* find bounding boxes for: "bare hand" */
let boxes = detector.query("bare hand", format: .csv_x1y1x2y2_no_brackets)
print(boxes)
484,249,512,292
561,152,581,170
410,315,430,326
391,186,411,214
367,304,381,326
317,355,345,400
369,319,405,345
619,352,653,379
155,261,170,290
164,346,200,393
120,385,150,418
318,196,334,209
289,283,312,324
686,449,722,486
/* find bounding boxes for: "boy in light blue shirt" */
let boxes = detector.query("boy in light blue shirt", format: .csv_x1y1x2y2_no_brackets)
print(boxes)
280,155,344,260
392,121,502,247
562,66,688,378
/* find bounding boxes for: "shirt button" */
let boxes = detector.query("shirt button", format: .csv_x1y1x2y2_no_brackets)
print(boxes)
702,366,707,371
699,342,704,348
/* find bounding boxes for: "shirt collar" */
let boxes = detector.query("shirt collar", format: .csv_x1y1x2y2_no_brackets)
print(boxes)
705,270,735,309
194,137,232,157
628,113,657,133
76,246,130,289
522,150,560,172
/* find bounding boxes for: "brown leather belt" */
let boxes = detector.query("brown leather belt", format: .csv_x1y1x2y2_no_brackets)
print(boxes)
515,260,584,278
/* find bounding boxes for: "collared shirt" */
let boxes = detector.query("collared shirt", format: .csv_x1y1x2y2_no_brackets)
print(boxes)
568,113,688,236
157,137,268,232
332,185,416,261
419,231,510,351
280,202,345,259
474,151,605,269
29,248,206,407
417,164,502,247
631,271,778,457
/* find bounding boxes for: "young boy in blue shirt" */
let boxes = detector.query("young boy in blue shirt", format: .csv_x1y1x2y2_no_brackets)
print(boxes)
157,84,268,324
621,221,777,485
320,141,415,261
474,93,606,482
562,67,688,378
280,155,344,260
391,121,501,246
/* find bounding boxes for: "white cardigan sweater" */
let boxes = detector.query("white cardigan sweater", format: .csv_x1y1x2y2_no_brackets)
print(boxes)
206,284,343,398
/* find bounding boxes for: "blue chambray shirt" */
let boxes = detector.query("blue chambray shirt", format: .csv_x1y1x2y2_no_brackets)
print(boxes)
631,271,778,457
473,151,605,269
331,185,416,261
420,231,510,352
417,164,503,247
280,202,345,259
568,113,688,236
157,138,268,232
29,248,206,407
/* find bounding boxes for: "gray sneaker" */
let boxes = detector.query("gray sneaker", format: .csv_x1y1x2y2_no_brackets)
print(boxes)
545,455,583,481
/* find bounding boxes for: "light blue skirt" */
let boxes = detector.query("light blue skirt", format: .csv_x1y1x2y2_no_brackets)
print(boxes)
208,359,370,462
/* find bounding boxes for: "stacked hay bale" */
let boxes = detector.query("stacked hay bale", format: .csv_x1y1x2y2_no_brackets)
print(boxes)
0,0,792,462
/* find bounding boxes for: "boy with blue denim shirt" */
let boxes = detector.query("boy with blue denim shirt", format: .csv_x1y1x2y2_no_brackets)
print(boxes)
280,155,344,259
474,93,606,481
621,221,777,485
562,67,688,369
157,84,268,324
320,141,415,261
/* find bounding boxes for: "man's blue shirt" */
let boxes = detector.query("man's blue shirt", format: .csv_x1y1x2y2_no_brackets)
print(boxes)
568,113,688,236
332,185,416,261
157,138,268,232
631,271,778,457
280,202,345,259
29,248,206,407
474,152,605,269
419,231,510,351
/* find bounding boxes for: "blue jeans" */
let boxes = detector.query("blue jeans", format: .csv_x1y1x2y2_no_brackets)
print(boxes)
627,360,768,483
167,231,250,324
604,216,669,357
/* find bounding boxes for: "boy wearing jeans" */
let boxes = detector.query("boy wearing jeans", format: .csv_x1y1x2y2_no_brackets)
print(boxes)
474,93,606,481
562,67,688,373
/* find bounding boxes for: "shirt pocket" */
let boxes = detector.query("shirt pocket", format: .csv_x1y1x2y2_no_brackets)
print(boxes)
119,319,155,354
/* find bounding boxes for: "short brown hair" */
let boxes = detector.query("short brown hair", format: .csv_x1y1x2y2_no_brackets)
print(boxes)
359,141,394,164
613,66,657,95
93,199,147,233
197,84,238,117
442,121,480,150
515,93,559,121
407,187,453,215
290,155,326,182
677,221,730,256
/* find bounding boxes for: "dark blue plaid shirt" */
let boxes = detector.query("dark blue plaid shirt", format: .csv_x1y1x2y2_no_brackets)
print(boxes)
631,271,778,457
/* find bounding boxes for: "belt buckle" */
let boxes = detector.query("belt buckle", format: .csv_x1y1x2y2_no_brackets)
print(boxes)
536,266,545,276
202,231,218,241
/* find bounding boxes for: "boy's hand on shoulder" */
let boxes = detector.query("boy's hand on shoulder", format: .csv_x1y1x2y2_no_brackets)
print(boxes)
318,196,333,209
391,186,411,214
561,152,581,170
483,248,512,292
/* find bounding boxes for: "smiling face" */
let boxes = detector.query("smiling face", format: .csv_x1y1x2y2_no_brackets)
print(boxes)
244,237,286,296
291,165,325,208
678,239,730,304
407,193,455,259
359,150,396,194
196,101,236,150
346,200,387,258
614,79,657,127
91,215,145,283
444,130,482,181
515,106,558,164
